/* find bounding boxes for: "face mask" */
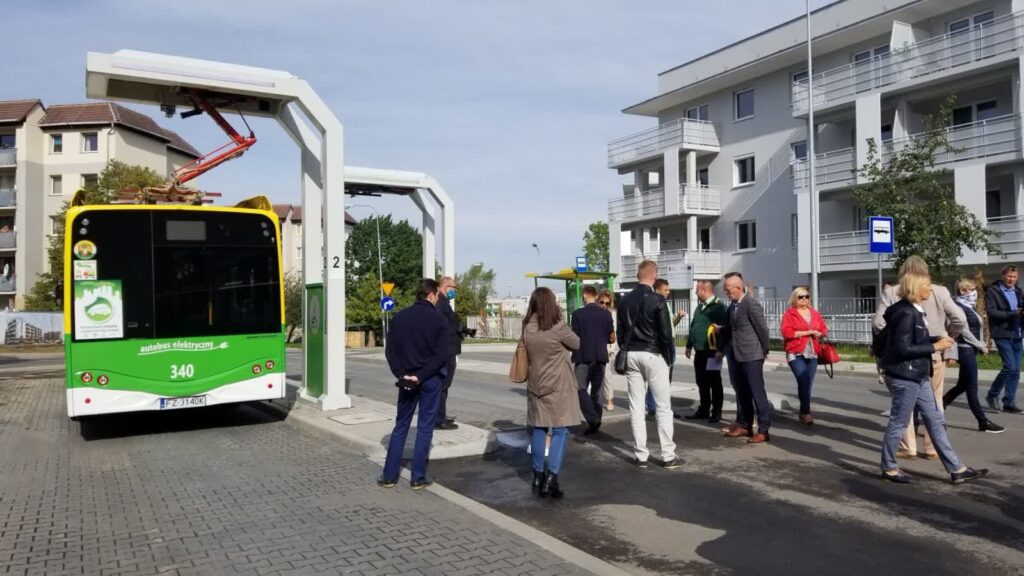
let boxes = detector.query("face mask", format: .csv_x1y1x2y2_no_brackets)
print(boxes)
446,289,456,299
957,289,978,308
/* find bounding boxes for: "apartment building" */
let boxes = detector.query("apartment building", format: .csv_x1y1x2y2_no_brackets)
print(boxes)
0,99,199,309
608,0,1024,301
274,204,357,277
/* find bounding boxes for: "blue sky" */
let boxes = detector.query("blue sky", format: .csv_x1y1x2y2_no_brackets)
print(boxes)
5,0,827,296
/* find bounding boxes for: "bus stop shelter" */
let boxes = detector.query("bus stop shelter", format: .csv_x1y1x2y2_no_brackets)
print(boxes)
525,269,617,317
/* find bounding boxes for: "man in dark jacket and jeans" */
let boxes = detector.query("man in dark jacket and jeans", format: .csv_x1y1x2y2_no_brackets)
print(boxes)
379,279,450,490
435,276,465,430
617,260,681,469
986,265,1024,413
571,284,615,435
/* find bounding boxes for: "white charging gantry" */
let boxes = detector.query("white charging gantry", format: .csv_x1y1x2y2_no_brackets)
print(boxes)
86,50,454,410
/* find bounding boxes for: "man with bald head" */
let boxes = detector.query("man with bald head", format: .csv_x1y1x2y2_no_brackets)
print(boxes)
718,272,771,444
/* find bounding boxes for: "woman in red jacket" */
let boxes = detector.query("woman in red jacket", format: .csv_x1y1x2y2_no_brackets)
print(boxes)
780,287,829,426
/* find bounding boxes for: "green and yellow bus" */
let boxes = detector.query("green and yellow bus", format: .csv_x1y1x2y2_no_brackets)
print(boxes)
63,197,286,418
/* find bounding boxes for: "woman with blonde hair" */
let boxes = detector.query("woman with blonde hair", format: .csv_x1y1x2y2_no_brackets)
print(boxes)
597,290,618,411
523,287,582,498
878,272,987,484
780,286,829,425
943,278,1005,433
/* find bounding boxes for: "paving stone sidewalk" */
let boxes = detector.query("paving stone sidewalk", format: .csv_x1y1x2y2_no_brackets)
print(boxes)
0,378,594,576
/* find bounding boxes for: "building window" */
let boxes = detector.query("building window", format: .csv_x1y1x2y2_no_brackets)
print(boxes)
793,70,809,84
50,216,61,236
685,104,709,121
734,155,755,186
950,11,994,34
792,140,808,161
50,134,63,154
736,221,757,251
82,174,98,189
881,124,893,143
952,100,998,126
734,89,755,120
50,175,62,196
697,167,709,186
82,132,98,153
0,134,14,149
698,228,711,250
977,100,999,121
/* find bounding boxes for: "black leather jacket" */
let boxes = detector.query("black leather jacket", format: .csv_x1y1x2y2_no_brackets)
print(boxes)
880,300,935,381
616,285,674,362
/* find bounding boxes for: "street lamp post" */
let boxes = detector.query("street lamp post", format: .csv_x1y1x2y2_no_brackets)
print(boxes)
347,204,386,346
807,0,821,309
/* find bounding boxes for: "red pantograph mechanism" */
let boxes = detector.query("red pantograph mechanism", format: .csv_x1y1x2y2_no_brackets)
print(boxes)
171,89,257,187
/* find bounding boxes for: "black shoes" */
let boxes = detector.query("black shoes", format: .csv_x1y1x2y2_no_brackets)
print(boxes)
684,410,710,420
376,476,398,488
583,422,601,436
537,471,563,498
881,470,913,484
634,458,649,469
986,396,1001,411
980,420,1006,434
1003,404,1023,414
410,479,433,490
660,457,685,469
951,467,989,485
532,470,544,494
708,413,721,424
435,421,459,430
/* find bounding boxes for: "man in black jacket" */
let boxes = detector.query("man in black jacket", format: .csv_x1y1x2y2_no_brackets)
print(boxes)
985,265,1024,413
616,260,681,469
435,276,465,430
571,284,615,435
379,279,450,491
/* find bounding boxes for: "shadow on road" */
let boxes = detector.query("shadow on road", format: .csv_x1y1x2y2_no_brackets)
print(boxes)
77,401,288,441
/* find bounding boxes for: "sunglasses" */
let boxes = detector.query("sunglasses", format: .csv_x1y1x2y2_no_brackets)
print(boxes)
598,300,612,306
797,294,810,300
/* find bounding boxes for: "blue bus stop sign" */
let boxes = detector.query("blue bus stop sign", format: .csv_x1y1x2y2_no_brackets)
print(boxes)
869,216,894,254
380,296,396,311
575,256,588,273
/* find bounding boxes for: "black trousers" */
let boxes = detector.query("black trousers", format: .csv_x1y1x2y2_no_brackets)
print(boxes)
435,355,457,425
734,358,771,432
574,362,606,426
693,349,724,416
943,346,987,425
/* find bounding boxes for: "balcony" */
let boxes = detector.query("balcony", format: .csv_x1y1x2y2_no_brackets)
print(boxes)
989,215,1024,256
819,230,891,271
621,249,722,282
793,11,1024,115
0,231,14,250
0,275,14,293
0,189,14,208
0,147,14,167
793,147,857,191
607,118,719,169
608,185,722,222
883,114,1022,166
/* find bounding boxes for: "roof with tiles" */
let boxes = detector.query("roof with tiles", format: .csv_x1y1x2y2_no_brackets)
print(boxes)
38,102,200,157
0,99,42,125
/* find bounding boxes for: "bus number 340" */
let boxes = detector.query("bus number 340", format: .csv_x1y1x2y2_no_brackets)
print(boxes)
170,364,196,380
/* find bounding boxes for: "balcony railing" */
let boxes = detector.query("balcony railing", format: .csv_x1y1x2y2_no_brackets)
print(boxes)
0,147,14,167
0,231,14,249
989,215,1024,255
680,185,722,213
608,188,665,221
607,118,719,168
883,113,1021,166
0,189,14,208
0,275,14,293
621,249,722,280
793,11,1024,114
793,147,857,190
819,230,891,269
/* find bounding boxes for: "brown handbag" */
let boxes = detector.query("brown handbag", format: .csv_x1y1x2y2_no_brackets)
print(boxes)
509,337,529,383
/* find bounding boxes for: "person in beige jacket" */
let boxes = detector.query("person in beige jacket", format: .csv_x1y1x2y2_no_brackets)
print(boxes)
523,287,582,499
873,255,966,459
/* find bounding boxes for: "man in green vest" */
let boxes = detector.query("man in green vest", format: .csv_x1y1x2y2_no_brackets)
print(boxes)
682,280,728,423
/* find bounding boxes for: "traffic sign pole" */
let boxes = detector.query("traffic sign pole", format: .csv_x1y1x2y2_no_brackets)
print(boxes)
869,216,895,302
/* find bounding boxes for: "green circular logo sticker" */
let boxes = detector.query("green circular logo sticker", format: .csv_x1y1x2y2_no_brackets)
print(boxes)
85,297,114,322
74,240,97,260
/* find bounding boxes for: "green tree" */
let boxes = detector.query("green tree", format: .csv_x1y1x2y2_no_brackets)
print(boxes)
853,98,999,281
582,221,610,273
345,215,423,295
283,271,304,342
25,160,164,310
346,270,413,341
455,262,495,320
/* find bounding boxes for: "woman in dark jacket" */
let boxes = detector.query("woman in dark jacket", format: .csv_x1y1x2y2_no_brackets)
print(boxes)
879,272,987,484
943,278,1005,434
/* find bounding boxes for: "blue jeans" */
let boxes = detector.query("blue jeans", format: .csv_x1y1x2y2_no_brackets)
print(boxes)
988,337,1022,407
788,356,818,415
531,427,568,474
382,374,443,483
882,375,962,474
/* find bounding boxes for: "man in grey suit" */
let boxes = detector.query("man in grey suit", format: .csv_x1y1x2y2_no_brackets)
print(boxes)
718,272,772,444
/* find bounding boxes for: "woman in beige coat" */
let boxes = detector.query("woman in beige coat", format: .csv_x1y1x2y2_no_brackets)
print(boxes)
523,287,581,499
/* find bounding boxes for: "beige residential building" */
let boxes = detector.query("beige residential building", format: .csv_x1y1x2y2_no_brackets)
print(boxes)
273,204,356,278
0,99,199,309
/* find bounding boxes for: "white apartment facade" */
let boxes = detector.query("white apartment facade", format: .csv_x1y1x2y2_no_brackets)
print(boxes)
0,100,199,309
608,0,1024,301
274,204,357,278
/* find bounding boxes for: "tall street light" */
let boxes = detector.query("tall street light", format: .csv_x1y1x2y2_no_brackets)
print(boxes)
807,0,821,308
347,204,386,346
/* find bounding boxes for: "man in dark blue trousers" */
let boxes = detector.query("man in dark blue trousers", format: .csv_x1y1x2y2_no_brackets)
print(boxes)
378,278,450,490
571,284,615,434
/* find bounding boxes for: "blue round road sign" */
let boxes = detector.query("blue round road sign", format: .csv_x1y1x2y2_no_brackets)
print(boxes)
380,296,396,311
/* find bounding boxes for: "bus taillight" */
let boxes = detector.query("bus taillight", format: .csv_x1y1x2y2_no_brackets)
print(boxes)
81,372,93,383
252,365,262,375
98,375,109,386
265,360,275,370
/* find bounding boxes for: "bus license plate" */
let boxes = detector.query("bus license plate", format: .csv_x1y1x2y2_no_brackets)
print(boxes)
160,396,207,410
